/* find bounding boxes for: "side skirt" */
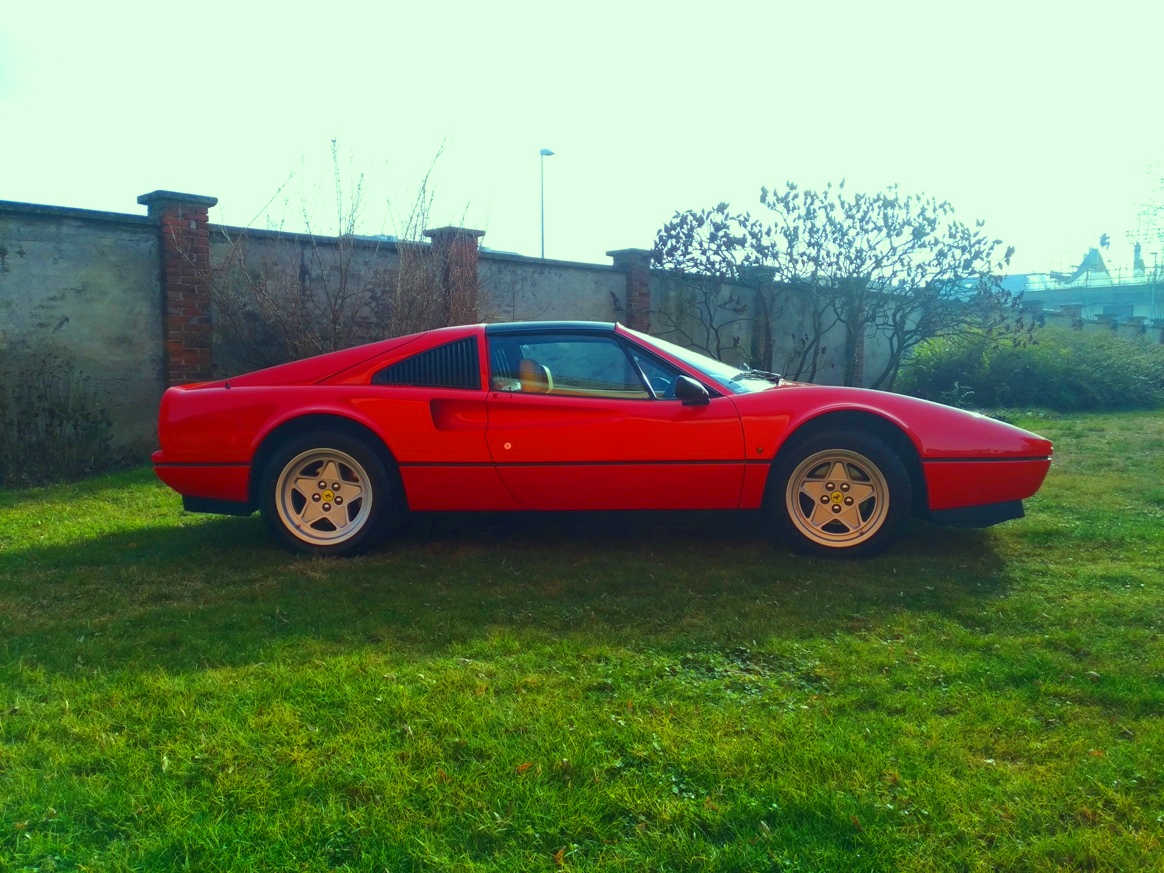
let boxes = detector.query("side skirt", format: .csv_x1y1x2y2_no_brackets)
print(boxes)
929,500,1024,529
182,496,255,517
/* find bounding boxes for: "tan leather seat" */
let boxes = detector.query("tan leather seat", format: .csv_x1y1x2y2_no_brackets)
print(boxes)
518,359,553,393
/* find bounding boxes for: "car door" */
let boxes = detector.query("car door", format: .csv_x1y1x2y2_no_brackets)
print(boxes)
348,332,523,511
484,329,746,510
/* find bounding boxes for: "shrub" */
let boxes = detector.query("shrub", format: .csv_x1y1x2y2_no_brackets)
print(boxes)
899,326,1164,411
0,346,118,487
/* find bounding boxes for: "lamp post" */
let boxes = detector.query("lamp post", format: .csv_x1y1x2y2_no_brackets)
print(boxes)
539,148,554,259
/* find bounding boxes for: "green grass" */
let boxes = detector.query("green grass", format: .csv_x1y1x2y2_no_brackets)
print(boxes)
1,410,1162,871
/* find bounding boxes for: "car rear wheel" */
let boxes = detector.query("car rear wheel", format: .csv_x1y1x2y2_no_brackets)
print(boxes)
770,430,911,558
259,431,400,556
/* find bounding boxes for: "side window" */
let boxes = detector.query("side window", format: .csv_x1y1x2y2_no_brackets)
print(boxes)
372,337,481,390
629,350,684,399
489,334,649,399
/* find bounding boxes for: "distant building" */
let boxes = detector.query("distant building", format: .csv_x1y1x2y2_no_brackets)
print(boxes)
1007,239,1162,325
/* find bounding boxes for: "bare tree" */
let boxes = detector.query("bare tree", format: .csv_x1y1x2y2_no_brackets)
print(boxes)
653,183,1021,388
762,182,1022,388
651,204,775,366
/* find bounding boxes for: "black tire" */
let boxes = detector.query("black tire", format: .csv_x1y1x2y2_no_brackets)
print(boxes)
258,430,402,557
768,429,911,558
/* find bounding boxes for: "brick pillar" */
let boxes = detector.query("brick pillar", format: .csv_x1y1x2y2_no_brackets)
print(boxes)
138,190,218,385
425,226,485,324
607,248,653,332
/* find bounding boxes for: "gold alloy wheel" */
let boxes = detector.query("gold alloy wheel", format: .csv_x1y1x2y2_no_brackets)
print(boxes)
275,448,372,546
785,448,891,549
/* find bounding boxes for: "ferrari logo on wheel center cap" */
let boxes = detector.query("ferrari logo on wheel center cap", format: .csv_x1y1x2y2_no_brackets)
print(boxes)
322,489,335,502
831,491,843,504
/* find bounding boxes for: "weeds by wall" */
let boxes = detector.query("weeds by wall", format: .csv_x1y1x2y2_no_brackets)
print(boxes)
208,231,464,375
207,145,458,375
0,345,120,487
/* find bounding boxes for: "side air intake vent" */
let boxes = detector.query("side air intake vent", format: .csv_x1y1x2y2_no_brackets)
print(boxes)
372,337,481,390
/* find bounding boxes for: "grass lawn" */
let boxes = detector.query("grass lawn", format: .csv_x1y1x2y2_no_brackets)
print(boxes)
1,410,1162,872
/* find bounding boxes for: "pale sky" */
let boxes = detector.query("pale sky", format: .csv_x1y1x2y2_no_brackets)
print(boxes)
2,0,1162,276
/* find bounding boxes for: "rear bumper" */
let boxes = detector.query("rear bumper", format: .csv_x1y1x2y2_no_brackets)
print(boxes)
153,455,251,506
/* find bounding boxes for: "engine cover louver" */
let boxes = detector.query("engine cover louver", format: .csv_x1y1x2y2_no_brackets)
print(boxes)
372,337,480,390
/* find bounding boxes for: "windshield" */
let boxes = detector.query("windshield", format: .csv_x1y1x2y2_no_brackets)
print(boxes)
625,328,781,395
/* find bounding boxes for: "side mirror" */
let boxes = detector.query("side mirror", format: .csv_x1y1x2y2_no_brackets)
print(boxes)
674,375,710,405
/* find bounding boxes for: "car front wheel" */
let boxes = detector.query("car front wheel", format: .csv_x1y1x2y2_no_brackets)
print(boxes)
770,430,911,558
259,431,399,556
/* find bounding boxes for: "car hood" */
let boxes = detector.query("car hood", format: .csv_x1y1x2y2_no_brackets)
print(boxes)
734,383,1052,460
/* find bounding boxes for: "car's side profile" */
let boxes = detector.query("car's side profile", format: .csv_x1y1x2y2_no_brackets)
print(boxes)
153,321,1053,557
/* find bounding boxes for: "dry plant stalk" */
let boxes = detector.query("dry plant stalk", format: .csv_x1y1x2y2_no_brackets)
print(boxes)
207,143,465,375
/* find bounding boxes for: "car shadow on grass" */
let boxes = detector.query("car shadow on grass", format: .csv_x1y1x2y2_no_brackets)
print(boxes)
0,509,1014,674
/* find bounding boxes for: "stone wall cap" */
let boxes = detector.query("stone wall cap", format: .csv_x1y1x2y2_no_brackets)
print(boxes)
606,248,653,258
137,190,219,208
478,249,617,271
0,198,153,228
424,226,485,239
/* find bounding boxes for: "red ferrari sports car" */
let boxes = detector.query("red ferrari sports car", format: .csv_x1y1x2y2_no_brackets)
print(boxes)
153,321,1052,558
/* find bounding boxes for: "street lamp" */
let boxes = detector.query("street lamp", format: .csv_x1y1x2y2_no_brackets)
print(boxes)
539,148,554,258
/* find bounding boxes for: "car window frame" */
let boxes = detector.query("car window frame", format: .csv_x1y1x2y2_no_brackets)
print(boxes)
486,331,659,400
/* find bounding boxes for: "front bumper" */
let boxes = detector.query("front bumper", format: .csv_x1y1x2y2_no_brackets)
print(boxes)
923,457,1052,512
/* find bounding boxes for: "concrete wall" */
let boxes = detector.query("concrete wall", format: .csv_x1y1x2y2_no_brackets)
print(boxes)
479,252,623,323
0,201,162,449
478,255,869,383
207,228,405,287
6,191,1158,464
206,227,409,376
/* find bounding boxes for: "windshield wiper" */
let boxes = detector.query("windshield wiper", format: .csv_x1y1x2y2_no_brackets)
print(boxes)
730,367,783,383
